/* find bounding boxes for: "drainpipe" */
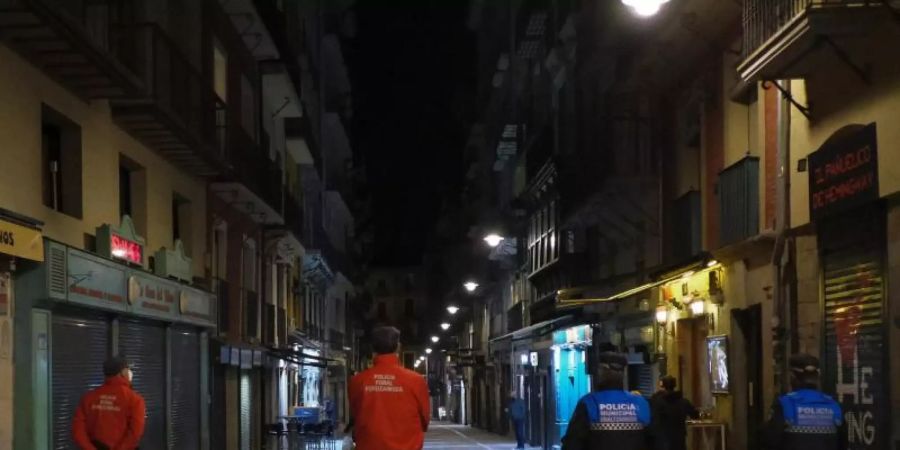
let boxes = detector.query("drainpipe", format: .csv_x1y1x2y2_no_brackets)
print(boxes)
771,80,792,394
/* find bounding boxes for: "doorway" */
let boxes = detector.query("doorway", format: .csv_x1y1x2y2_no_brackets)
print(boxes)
676,317,712,409
734,304,763,450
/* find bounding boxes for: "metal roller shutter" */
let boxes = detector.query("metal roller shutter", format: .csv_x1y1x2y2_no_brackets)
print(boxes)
240,373,252,450
821,208,887,450
52,314,109,450
628,364,654,398
118,320,166,450
170,328,201,450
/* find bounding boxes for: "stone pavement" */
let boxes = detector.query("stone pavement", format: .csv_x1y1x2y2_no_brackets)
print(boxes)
424,422,541,449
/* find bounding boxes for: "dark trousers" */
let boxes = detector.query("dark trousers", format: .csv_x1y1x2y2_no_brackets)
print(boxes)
512,418,526,449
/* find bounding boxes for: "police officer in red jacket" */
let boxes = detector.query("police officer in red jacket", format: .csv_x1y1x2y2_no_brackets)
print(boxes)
349,326,430,450
72,356,146,450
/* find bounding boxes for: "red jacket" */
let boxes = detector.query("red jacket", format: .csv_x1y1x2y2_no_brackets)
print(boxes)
72,376,146,450
349,354,431,450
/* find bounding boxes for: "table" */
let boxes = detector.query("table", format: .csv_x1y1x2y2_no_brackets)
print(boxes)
686,420,726,450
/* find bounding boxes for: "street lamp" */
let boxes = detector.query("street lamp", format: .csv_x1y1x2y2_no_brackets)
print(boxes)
431,335,440,343
440,322,451,330
483,233,504,247
425,348,433,354
446,306,459,315
419,356,425,361
621,0,670,17
463,281,479,293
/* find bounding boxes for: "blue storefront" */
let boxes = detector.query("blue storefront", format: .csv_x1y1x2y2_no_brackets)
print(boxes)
551,325,592,448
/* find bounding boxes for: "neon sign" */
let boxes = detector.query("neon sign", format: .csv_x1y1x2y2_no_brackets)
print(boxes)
96,215,145,266
111,233,143,265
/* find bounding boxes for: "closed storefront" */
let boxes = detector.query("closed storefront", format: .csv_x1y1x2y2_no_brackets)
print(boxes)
119,320,166,450
170,328,201,450
240,371,253,450
820,207,888,450
51,313,109,450
809,125,888,450
15,240,216,450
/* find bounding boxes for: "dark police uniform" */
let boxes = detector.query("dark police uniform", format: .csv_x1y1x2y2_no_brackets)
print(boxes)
562,353,652,450
761,354,846,450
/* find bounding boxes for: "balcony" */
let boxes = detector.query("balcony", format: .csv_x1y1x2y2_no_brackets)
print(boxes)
718,157,760,246
109,23,225,176
0,0,142,99
210,124,285,224
738,0,890,82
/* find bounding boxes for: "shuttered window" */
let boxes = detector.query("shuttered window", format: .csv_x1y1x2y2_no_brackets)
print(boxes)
170,329,201,450
118,320,167,450
52,314,109,450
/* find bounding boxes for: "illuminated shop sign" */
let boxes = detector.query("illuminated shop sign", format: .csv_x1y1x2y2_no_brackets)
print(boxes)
96,215,145,266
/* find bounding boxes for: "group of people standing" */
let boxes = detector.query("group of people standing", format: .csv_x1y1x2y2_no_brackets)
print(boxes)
509,352,844,450
67,327,843,450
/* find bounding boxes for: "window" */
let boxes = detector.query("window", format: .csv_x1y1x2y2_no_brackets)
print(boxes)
171,193,191,254
241,75,256,139
119,166,131,217
212,220,227,280
404,298,415,317
242,238,257,293
528,199,560,274
118,155,146,233
212,40,227,103
42,105,82,218
377,302,387,321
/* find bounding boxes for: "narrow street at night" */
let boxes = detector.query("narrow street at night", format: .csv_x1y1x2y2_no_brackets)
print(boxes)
2,0,900,449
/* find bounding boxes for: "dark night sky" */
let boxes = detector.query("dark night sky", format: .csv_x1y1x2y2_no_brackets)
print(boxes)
348,2,476,265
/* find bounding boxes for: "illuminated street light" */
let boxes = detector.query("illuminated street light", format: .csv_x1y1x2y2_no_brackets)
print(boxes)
621,0,670,17
446,306,459,315
463,281,479,292
440,322,451,330
419,356,425,361
483,233,504,247
431,336,440,343
425,348,433,354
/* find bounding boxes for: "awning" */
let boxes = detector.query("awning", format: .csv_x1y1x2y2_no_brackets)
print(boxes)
266,346,336,368
557,254,712,307
0,214,43,261
489,315,574,344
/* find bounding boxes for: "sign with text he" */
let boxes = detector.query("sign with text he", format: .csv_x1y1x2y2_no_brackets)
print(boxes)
808,123,879,221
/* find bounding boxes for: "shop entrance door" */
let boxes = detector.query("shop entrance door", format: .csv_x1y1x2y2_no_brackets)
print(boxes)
734,305,763,450
677,317,711,409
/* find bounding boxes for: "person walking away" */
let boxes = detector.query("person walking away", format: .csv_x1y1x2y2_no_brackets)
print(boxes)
72,356,146,450
349,326,430,450
649,376,698,450
561,352,652,450
761,353,845,450
507,390,527,449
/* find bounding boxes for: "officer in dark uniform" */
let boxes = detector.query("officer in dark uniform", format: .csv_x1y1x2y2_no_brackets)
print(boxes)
562,352,652,450
761,353,846,450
